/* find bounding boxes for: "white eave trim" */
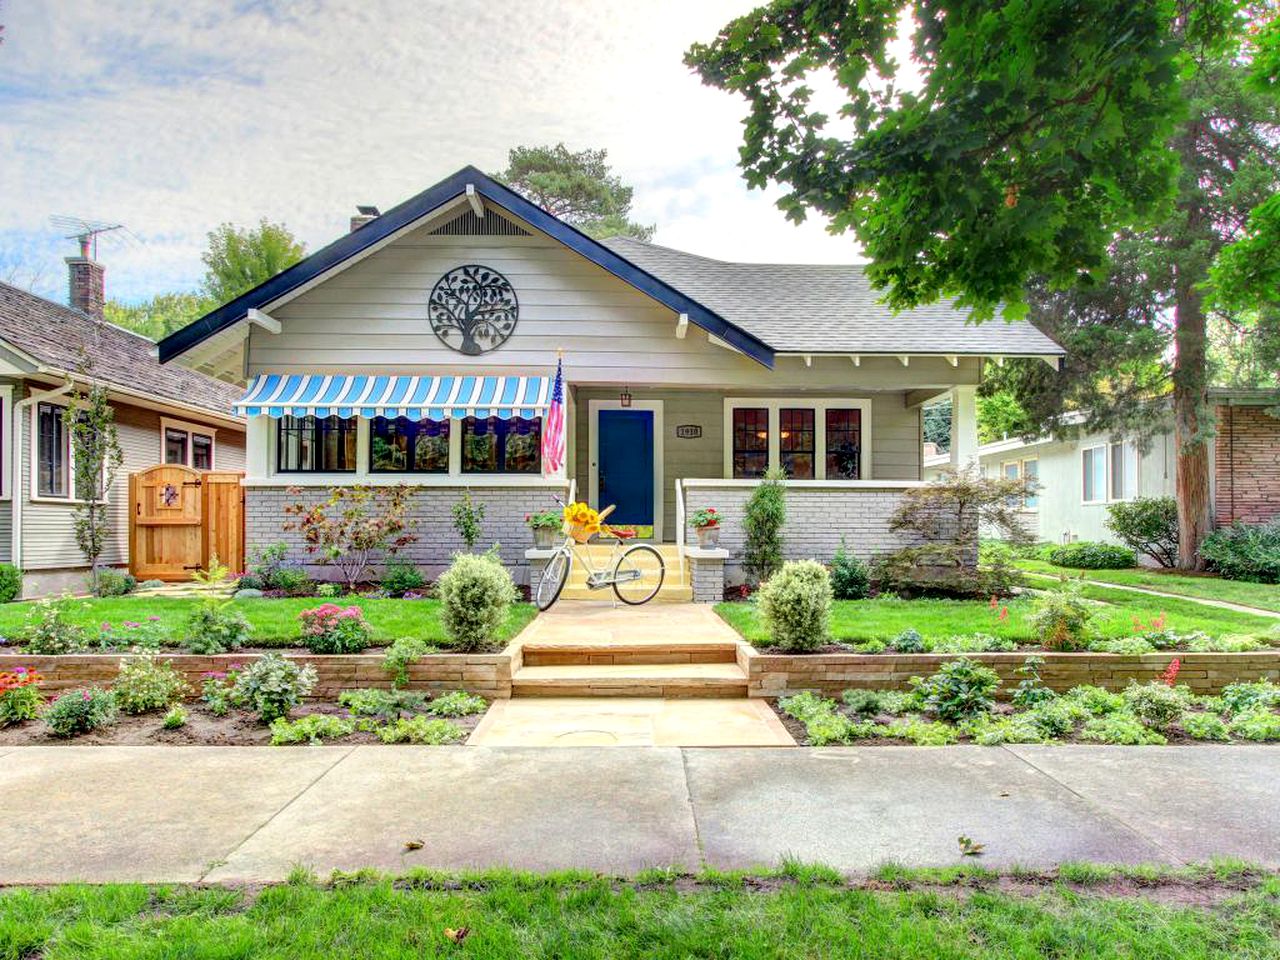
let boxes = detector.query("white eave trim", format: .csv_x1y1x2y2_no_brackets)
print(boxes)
466,183,485,218
247,308,282,334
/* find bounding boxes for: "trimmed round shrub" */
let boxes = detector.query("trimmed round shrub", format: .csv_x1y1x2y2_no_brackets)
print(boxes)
43,687,117,737
757,560,832,653
231,653,317,723
1046,541,1136,569
112,655,189,715
892,628,925,653
1121,680,1189,730
0,564,22,603
1200,520,1280,584
829,540,870,600
1028,587,1094,651
436,553,519,653
1106,497,1178,568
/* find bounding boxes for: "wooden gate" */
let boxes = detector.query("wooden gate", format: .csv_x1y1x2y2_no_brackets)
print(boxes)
129,466,244,581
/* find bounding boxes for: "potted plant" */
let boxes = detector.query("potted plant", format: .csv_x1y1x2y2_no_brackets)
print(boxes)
526,510,563,549
690,507,722,548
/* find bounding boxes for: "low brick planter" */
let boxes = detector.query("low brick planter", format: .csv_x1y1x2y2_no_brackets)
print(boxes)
745,649,1280,698
2,652,513,700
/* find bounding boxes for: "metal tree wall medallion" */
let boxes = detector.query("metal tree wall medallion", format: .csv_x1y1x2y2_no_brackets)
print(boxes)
428,264,519,355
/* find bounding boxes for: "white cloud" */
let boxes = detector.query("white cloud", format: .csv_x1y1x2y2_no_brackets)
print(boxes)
0,0,868,305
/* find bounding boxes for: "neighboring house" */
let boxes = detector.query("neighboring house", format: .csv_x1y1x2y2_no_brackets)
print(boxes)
924,389,1280,548
0,251,245,597
157,166,1062,594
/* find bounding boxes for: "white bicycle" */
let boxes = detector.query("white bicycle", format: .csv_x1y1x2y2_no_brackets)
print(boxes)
534,498,665,610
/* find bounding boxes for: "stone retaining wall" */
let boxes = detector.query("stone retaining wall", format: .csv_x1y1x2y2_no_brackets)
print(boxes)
745,650,1280,699
3,652,512,700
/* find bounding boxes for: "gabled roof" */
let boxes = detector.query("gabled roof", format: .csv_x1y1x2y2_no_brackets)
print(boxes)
0,281,242,418
158,166,776,367
600,238,1064,357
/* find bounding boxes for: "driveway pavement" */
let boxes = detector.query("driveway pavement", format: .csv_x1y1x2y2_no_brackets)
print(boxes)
0,745,1276,883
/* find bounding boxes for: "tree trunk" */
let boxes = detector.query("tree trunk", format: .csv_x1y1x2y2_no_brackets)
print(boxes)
1172,280,1212,570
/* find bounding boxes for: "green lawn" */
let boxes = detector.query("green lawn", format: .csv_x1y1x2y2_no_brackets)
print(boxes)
1018,559,1280,612
1,870,1276,959
717,587,1278,648
0,596,538,649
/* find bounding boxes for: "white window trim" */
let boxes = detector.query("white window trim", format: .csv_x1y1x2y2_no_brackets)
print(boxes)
160,417,217,470
1081,440,1138,505
1004,457,1039,511
1021,456,1039,511
29,399,110,506
723,397,873,480
0,386,12,502
261,414,564,487
587,399,664,542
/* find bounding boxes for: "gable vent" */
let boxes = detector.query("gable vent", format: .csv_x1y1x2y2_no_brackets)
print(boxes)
429,209,530,237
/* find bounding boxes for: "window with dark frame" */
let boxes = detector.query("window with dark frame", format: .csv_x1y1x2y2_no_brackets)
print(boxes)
192,434,214,471
164,428,189,466
732,407,769,479
461,416,541,474
37,402,67,498
370,416,450,473
780,408,815,479
276,415,357,473
825,408,862,480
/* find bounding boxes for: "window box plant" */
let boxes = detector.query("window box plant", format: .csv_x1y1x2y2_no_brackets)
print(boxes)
526,510,563,549
690,507,722,548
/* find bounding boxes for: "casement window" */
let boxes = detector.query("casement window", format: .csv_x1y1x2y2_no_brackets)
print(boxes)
370,416,449,474
1083,441,1137,504
1002,458,1039,510
276,415,357,473
461,416,541,474
36,401,67,498
731,407,769,479
161,418,216,470
726,399,870,480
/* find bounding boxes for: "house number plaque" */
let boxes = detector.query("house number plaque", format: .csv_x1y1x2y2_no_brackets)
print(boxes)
675,424,702,440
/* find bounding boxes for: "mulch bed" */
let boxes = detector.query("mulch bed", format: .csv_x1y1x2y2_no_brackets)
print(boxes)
0,701,485,747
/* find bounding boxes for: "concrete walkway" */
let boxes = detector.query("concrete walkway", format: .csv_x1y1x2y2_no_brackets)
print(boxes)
1,745,1277,883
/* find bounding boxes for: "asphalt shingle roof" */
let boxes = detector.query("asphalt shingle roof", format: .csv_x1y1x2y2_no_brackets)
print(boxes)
0,282,241,417
601,237,1064,356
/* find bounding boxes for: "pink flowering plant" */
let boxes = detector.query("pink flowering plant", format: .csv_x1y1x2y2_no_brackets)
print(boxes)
298,603,372,654
42,686,117,737
201,664,245,717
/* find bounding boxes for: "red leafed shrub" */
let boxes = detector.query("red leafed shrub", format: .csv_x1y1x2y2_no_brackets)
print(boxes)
283,485,418,591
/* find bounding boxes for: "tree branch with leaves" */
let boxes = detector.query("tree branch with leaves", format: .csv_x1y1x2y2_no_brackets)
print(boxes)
63,379,124,591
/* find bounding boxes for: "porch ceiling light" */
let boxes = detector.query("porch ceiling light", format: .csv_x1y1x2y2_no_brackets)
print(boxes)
620,386,632,408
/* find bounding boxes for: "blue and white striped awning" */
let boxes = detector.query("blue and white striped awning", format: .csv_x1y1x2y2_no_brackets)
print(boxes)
235,375,553,419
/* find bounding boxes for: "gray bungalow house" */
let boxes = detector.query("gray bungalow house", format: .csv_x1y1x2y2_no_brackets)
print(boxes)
158,166,1062,597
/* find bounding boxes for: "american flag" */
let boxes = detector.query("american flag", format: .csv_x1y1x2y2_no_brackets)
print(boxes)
541,357,566,476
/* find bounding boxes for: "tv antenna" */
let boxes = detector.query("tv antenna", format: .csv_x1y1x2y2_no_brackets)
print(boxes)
49,215,128,259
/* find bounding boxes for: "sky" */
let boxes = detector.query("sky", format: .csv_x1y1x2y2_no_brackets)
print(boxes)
0,0,873,307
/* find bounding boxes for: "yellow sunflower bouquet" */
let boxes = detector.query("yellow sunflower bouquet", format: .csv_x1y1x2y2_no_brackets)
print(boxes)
563,501,602,543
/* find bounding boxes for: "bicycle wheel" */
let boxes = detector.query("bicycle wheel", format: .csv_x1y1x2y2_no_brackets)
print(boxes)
535,548,571,611
612,544,665,605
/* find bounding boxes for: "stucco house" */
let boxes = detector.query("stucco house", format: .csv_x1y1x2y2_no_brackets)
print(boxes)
158,166,1063,598
0,255,245,597
925,389,1280,549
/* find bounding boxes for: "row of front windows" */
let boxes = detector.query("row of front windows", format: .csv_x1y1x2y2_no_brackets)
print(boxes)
276,415,542,475
731,406,862,480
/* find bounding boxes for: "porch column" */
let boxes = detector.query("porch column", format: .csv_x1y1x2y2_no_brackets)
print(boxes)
246,416,270,479
949,385,978,471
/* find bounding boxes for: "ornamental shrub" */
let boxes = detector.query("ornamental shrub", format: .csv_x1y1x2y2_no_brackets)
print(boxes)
0,564,22,603
43,686,117,737
436,552,518,652
269,713,355,746
1121,680,1189,730
184,600,251,655
112,655,188,714
829,539,870,600
1028,586,1094,651
742,468,786,584
231,653,317,723
21,596,89,654
162,705,188,730
1046,541,1136,570
1064,684,1125,716
1011,656,1056,709
0,668,44,724
298,604,372,654
382,636,440,687
757,560,832,652
374,716,466,745
380,558,426,598
891,628,925,653
908,657,1000,723
1106,497,1179,568
271,567,315,597
1200,520,1280,584
91,569,136,598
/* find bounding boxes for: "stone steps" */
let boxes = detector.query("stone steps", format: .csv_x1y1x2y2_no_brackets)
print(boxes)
511,662,749,699
520,642,739,667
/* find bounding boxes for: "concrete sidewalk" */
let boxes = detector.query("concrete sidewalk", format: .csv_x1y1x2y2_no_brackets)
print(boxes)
0,745,1276,883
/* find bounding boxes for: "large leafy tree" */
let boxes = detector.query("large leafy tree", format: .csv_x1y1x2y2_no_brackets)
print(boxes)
201,219,306,307
688,0,1275,568
496,144,655,240
104,292,207,341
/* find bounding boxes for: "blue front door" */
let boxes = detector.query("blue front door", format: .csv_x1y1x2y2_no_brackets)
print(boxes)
597,409,654,527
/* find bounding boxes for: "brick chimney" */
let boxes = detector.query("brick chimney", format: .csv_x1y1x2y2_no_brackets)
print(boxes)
66,236,105,320
350,204,380,232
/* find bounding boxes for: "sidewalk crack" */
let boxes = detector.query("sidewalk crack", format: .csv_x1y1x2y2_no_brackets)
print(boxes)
200,746,357,881
679,749,707,870
1000,746,1186,864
